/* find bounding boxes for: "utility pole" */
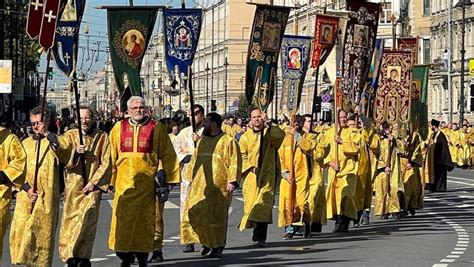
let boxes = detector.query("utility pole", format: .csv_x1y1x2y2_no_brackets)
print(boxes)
224,57,229,114
455,0,472,125
205,63,210,113
448,0,453,122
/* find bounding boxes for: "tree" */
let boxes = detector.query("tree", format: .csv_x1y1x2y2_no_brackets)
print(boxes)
235,94,251,119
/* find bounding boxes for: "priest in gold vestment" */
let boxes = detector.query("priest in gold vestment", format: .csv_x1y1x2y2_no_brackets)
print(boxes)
323,110,361,232
0,126,26,262
401,131,424,215
373,123,406,219
108,97,179,266
239,108,285,245
59,106,112,266
10,107,71,266
181,112,242,257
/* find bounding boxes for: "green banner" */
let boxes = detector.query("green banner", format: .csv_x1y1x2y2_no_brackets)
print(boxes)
107,9,157,111
410,65,429,140
245,4,290,112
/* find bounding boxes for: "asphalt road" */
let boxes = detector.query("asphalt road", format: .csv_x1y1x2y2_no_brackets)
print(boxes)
2,168,474,266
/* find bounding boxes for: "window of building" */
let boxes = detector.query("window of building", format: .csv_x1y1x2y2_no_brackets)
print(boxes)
379,1,392,25
423,0,430,15
423,39,431,64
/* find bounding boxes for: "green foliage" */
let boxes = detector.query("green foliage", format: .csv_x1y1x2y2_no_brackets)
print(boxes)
235,94,250,119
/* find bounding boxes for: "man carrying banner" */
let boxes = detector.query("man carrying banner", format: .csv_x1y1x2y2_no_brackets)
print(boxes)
297,114,328,235
324,110,361,232
0,122,26,262
181,112,242,257
373,122,406,219
10,107,71,266
59,106,112,266
108,96,179,266
401,130,424,216
176,104,205,253
239,108,285,245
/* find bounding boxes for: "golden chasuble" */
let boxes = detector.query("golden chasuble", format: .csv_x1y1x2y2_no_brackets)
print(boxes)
59,129,112,262
10,135,71,266
181,133,242,248
0,127,26,261
109,118,179,253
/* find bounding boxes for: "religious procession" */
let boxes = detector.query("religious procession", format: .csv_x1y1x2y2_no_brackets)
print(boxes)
1,0,474,266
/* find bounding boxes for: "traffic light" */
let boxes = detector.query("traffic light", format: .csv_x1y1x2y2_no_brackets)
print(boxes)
211,100,217,111
48,67,53,80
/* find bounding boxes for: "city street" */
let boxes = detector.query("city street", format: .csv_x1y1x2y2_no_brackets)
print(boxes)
2,168,474,266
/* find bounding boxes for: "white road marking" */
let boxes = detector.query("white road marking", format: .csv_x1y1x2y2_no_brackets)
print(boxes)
163,239,175,243
440,259,455,263
448,176,474,182
90,258,108,262
447,180,474,186
170,236,180,240
165,201,180,209
106,254,116,257
107,199,180,209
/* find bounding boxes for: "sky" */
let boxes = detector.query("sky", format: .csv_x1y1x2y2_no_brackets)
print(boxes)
39,0,195,89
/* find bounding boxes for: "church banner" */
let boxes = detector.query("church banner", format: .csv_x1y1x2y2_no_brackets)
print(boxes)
280,35,312,116
163,8,203,82
397,37,418,64
410,65,429,140
107,8,158,111
311,14,339,68
245,4,290,112
52,0,86,77
359,38,384,116
373,50,414,125
340,0,381,111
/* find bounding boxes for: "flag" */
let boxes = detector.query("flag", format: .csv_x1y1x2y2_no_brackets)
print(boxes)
410,65,429,140
311,14,339,68
280,35,312,116
368,38,384,89
52,0,86,77
340,0,381,111
373,50,414,125
163,8,203,83
397,37,418,64
27,0,45,39
39,0,65,49
106,8,158,111
359,38,383,116
245,4,290,112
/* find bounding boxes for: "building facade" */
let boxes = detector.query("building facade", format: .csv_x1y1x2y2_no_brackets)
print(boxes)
428,0,474,124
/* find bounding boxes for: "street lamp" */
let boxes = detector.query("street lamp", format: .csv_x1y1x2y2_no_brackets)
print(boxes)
224,57,229,114
205,63,210,113
455,0,472,125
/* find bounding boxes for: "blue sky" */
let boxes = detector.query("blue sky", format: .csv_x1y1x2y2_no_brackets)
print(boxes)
40,0,194,88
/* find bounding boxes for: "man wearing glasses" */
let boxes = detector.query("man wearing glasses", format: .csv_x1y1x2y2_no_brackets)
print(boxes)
108,96,179,266
58,106,112,266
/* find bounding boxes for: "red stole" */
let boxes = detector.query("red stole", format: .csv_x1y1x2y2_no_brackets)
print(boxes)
120,118,156,153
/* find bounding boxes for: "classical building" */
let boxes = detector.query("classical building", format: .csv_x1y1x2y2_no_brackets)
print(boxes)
428,0,474,124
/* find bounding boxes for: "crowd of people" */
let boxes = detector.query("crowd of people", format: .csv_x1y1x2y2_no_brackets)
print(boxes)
0,96,473,267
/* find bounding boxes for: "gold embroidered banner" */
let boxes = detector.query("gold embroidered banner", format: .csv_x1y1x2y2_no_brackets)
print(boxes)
373,50,414,125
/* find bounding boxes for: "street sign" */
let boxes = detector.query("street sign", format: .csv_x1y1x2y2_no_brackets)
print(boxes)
26,0,45,39
0,60,12,94
39,0,63,49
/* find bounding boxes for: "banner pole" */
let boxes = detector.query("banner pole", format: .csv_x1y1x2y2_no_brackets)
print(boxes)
31,49,52,213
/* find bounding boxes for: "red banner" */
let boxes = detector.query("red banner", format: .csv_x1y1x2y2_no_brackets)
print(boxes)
26,0,45,39
373,50,414,125
397,37,418,64
340,0,381,110
39,0,63,49
311,14,339,68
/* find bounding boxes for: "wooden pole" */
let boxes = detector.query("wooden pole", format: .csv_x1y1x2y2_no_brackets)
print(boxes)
72,71,89,187
31,49,52,213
